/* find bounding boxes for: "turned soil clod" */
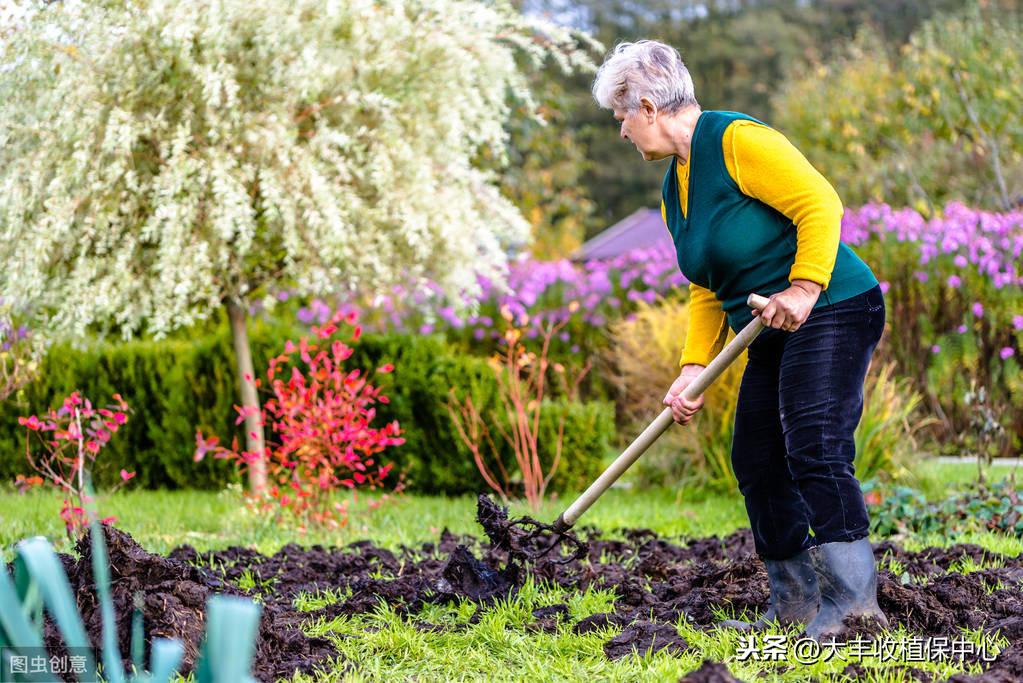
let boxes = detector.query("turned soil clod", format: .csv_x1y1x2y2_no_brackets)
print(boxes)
475,494,587,565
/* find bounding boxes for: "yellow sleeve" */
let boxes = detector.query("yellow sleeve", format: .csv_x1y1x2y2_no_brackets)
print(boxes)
679,283,728,368
723,120,844,289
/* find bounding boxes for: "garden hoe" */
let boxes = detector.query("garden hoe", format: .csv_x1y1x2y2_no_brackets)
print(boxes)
480,293,772,564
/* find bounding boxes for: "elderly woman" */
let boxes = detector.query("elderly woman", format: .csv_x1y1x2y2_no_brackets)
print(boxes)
591,40,888,640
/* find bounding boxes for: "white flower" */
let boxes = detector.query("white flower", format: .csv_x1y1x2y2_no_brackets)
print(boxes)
0,0,595,343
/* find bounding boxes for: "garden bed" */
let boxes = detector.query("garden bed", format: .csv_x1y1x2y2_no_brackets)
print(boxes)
49,497,1023,682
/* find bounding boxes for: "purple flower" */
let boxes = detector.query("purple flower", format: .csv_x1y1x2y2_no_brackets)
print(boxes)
972,302,984,318
914,271,929,283
473,328,485,341
953,255,968,268
931,344,941,354
947,275,962,289
1001,347,1016,360
419,324,434,335
1013,315,1023,331
957,324,968,334
879,281,890,294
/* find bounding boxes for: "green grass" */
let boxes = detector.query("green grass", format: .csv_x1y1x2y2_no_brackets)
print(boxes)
0,485,752,557
1,461,1019,682
905,459,1021,500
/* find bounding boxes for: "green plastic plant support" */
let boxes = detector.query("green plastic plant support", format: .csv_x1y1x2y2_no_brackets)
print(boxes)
194,595,262,683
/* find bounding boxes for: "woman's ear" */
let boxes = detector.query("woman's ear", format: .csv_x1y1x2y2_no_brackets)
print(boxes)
639,97,658,123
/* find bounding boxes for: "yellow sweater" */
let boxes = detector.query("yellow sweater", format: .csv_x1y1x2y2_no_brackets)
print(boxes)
660,119,844,368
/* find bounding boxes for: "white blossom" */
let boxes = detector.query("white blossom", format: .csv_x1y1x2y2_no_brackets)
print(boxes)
0,0,597,343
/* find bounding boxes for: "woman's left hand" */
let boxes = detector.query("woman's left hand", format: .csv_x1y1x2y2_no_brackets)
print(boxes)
753,280,822,332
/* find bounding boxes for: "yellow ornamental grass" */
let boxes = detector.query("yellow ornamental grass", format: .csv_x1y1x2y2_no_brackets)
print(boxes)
603,296,745,491
605,299,932,490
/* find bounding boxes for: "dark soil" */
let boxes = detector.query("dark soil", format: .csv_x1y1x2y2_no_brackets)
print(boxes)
48,494,1023,681
679,659,745,682
49,526,339,682
603,621,688,660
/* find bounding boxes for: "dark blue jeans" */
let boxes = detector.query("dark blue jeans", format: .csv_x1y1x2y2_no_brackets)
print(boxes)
731,284,886,561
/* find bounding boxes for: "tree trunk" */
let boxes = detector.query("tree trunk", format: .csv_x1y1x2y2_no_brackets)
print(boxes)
226,297,268,493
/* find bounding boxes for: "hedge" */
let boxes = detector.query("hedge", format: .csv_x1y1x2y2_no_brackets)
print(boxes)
0,317,613,495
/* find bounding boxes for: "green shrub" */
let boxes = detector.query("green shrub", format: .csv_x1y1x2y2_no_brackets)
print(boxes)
865,477,1023,539
0,320,613,496
774,4,1023,211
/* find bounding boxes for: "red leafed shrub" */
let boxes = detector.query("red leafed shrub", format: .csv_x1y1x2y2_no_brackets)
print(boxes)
16,391,133,536
196,309,404,529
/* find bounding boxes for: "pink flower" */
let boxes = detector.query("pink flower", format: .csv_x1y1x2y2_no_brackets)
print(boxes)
972,302,984,318
1013,315,1023,331
947,275,962,289
931,344,941,354
120,469,135,482
879,281,890,294
194,431,220,462
1001,347,1016,360
376,363,395,374
18,415,42,430
957,324,968,334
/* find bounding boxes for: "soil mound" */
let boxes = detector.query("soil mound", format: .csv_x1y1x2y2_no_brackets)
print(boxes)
54,526,338,682
36,512,1023,681
171,523,1023,678
603,621,688,660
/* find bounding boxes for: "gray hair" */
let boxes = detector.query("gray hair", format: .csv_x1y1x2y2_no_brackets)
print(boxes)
591,40,698,114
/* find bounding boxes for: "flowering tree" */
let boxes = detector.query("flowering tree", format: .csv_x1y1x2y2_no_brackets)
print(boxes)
0,0,596,490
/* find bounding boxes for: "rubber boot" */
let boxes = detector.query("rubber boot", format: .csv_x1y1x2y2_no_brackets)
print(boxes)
719,549,820,631
803,537,888,641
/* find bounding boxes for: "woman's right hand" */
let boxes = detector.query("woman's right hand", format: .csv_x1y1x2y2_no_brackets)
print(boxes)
662,364,706,425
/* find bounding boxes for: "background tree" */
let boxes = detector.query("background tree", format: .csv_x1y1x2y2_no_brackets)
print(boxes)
0,0,595,491
495,69,598,260
774,2,1023,211
527,0,1002,233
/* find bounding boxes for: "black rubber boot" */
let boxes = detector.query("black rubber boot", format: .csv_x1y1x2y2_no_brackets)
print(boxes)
719,549,820,631
803,537,888,641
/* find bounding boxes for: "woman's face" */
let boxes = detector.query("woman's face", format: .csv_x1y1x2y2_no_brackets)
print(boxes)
614,102,669,161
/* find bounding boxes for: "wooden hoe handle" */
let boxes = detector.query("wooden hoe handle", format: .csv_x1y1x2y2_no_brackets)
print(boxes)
551,293,772,533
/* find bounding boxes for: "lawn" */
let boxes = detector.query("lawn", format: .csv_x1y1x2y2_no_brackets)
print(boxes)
1,459,1020,682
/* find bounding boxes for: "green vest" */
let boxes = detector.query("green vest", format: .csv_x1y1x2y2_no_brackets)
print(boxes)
662,110,878,332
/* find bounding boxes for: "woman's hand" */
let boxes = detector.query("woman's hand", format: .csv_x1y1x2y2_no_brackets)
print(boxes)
754,280,822,332
663,364,705,425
